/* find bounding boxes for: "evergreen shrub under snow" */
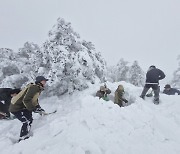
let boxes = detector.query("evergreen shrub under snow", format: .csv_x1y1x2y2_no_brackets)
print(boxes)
0,18,106,97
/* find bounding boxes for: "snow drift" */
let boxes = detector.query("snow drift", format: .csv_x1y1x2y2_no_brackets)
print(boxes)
0,82,180,154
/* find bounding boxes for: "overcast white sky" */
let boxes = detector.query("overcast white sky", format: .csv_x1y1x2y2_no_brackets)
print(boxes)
0,0,180,81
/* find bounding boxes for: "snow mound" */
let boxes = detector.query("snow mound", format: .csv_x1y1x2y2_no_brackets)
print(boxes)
0,82,180,154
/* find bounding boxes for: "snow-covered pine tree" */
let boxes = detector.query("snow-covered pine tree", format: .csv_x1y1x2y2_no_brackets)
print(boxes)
0,48,18,78
106,65,117,82
0,43,46,88
115,58,129,82
172,55,180,88
17,42,45,80
42,18,106,96
0,18,106,96
0,48,24,88
128,60,145,86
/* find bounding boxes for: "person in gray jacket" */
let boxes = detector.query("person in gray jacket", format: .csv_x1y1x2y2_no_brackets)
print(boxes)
163,84,180,95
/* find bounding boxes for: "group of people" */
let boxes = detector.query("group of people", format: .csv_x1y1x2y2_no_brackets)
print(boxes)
0,76,48,142
96,65,180,106
96,84,128,107
140,65,180,104
0,65,179,142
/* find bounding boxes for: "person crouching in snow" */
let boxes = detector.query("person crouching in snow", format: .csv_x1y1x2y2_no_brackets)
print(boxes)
96,86,111,101
0,88,21,119
163,84,180,95
114,85,128,107
9,76,48,141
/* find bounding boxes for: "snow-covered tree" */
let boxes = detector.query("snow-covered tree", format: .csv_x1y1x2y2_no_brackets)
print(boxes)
42,18,106,96
172,55,180,88
128,61,145,86
0,18,107,96
115,58,129,82
106,65,117,82
0,48,16,60
106,59,129,82
17,42,45,77
0,48,22,87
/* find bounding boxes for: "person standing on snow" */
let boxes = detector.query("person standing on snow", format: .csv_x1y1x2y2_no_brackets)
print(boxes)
114,85,128,107
140,65,165,104
9,76,48,141
0,88,21,119
163,84,180,95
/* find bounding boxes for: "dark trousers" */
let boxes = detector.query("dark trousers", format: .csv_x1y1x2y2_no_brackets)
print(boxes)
12,109,33,139
141,84,160,100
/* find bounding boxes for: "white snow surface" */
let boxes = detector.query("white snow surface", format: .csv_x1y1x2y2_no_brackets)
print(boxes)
0,81,180,154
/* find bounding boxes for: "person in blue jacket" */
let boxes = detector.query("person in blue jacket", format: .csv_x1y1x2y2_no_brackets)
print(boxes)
163,84,180,95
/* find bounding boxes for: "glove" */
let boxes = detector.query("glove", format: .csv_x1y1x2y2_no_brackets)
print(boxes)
123,99,128,103
33,107,45,115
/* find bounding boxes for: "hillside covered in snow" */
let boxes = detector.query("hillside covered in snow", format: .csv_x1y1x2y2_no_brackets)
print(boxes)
1,82,180,154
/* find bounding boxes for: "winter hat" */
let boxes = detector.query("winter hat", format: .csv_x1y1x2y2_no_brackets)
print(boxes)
35,76,48,83
100,86,106,91
164,84,171,89
118,85,124,91
10,88,21,94
149,65,156,69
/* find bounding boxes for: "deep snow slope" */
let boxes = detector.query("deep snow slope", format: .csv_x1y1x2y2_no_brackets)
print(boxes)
0,82,180,154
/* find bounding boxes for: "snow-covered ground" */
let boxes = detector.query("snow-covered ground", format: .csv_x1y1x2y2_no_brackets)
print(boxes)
1,82,180,154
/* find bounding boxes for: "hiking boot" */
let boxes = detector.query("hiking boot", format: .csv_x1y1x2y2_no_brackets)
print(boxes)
18,136,29,142
18,134,30,142
153,98,159,105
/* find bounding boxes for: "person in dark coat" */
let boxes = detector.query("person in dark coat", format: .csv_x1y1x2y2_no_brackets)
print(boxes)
96,86,111,101
140,65,165,104
9,76,48,141
163,84,180,95
0,88,21,119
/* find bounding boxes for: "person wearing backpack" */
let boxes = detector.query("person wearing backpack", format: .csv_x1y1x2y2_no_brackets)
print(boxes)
9,76,48,141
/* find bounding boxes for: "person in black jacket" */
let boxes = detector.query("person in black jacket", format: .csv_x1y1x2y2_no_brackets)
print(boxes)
163,84,180,95
140,65,165,104
0,88,21,119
